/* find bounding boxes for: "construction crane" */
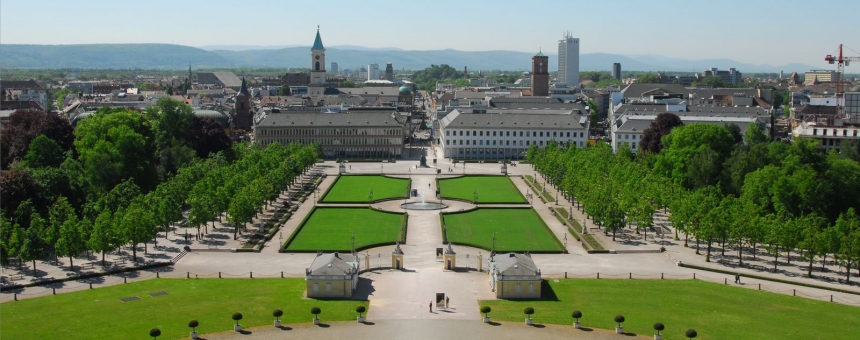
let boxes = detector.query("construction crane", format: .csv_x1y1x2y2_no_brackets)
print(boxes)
824,44,860,119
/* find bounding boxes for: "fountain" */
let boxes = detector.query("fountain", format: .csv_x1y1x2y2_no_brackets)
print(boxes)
400,186,448,210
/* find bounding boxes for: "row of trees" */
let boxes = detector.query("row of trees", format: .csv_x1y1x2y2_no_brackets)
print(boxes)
528,118,860,282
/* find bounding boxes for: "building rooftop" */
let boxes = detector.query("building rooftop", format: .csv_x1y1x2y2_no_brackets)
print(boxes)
491,253,540,277
307,252,356,276
441,109,587,130
257,111,401,127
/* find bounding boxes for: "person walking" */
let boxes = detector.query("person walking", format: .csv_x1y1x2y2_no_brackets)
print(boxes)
734,273,741,284
429,301,433,313
445,296,450,309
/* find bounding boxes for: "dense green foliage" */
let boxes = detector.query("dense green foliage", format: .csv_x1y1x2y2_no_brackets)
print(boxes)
286,208,405,251
442,208,562,252
481,279,860,340
529,124,860,278
437,176,526,203
320,175,409,203
0,279,366,340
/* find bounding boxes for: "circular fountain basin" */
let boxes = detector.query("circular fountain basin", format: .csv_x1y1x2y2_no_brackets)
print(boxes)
400,202,449,210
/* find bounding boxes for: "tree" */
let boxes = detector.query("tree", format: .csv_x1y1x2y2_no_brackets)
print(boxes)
744,124,770,145
278,85,292,96
0,109,74,169
88,210,113,265
232,312,243,326
149,328,161,340
636,73,661,83
837,209,860,283
639,113,683,155
187,116,232,159
356,305,367,318
55,203,83,268
48,196,77,260
21,135,65,169
74,109,157,194
724,123,743,145
480,306,491,318
119,199,157,262
799,213,827,277
700,75,726,88
523,307,535,320
0,169,44,217
18,213,47,276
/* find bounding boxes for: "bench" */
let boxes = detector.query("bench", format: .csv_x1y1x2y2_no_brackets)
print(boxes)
8,274,25,281
81,262,97,270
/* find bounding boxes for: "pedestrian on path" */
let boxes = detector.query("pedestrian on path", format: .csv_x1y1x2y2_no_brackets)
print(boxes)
429,301,433,312
445,296,449,309
734,273,741,284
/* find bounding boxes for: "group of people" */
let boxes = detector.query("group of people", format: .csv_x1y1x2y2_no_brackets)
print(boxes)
429,296,451,312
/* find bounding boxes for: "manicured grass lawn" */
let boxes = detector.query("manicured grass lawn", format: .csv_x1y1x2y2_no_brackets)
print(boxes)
437,176,526,203
0,278,366,340
286,208,405,251
321,175,409,202
442,208,562,252
480,279,860,340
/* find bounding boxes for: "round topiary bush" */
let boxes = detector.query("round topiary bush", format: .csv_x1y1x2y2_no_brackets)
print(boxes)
654,322,664,335
572,310,582,321
311,307,322,316
523,307,535,319
273,309,283,321
480,306,491,317
614,315,625,327
149,328,161,339
188,320,199,331
686,329,698,339
356,305,366,317
232,312,243,325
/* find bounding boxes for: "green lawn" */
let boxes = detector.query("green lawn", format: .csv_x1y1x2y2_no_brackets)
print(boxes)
437,176,526,203
286,208,405,251
0,278,366,340
480,279,860,340
442,208,562,252
321,175,409,202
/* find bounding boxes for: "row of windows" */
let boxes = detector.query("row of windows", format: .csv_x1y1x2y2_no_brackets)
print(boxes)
812,128,859,137
621,134,641,140
445,130,585,138
263,137,400,146
514,282,536,293
446,139,583,147
259,128,401,137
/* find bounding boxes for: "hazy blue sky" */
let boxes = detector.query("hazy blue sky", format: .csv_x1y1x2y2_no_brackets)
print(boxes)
2,0,858,67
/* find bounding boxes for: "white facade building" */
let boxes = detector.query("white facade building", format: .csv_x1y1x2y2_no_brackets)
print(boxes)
368,64,380,81
557,33,580,87
439,109,589,160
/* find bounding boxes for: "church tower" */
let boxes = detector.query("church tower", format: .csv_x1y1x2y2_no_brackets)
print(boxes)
530,50,549,97
234,77,252,131
310,26,326,85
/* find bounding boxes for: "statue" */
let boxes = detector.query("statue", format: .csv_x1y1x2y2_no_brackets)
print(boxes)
393,241,404,255
419,147,428,167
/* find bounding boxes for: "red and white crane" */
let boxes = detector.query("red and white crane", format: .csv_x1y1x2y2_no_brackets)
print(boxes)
824,44,860,118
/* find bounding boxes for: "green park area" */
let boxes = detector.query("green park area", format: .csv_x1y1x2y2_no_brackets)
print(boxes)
442,208,562,252
320,175,409,203
0,278,366,340
480,279,860,340
437,176,526,203
285,207,406,251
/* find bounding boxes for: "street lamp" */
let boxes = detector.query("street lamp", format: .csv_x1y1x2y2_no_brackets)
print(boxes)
564,233,568,251
555,192,558,205
492,232,496,252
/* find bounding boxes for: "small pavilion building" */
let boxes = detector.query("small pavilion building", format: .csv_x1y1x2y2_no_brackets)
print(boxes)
305,252,359,298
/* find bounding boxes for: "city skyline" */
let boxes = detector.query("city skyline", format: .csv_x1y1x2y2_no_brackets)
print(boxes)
2,0,859,68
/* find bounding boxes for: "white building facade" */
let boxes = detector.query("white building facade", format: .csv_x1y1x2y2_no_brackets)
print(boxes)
368,64,380,81
557,33,580,87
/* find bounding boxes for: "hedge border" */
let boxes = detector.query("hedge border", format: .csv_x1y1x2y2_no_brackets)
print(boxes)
679,262,860,296
0,262,172,291
319,174,411,204
437,175,528,204
440,207,564,254
279,207,407,253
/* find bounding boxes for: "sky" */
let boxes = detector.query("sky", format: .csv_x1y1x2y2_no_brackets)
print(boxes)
1,0,858,67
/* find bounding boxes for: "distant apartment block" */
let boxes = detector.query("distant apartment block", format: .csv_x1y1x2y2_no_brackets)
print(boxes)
804,70,839,85
612,63,621,80
0,79,48,109
197,71,243,90
557,33,580,87
368,64,380,81
331,62,339,73
702,68,742,85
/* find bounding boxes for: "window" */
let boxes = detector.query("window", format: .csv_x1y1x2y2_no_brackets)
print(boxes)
325,283,332,292
493,131,497,136
528,283,535,293
466,131,470,136
506,131,510,136
519,131,523,137
553,132,557,137
446,130,450,136
539,132,544,137
466,140,470,145
480,131,483,136
459,131,463,136
567,132,570,137
526,131,530,137
312,283,319,292
516,283,522,293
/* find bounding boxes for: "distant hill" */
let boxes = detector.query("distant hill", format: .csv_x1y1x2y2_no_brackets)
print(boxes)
0,44,817,73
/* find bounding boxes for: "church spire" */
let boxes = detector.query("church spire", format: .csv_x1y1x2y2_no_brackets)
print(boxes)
312,26,325,51
238,77,250,97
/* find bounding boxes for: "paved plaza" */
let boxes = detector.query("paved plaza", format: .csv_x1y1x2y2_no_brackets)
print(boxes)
3,153,860,339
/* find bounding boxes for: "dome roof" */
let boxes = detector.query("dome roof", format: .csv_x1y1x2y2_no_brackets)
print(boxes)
399,86,410,93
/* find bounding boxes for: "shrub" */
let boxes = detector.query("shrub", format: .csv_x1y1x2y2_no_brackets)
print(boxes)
523,307,535,319
356,305,366,317
311,307,322,316
273,309,283,321
232,312,243,325
480,306,491,317
572,310,582,321
149,328,161,339
654,322,664,335
686,329,698,339
614,315,625,327
188,320,198,332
